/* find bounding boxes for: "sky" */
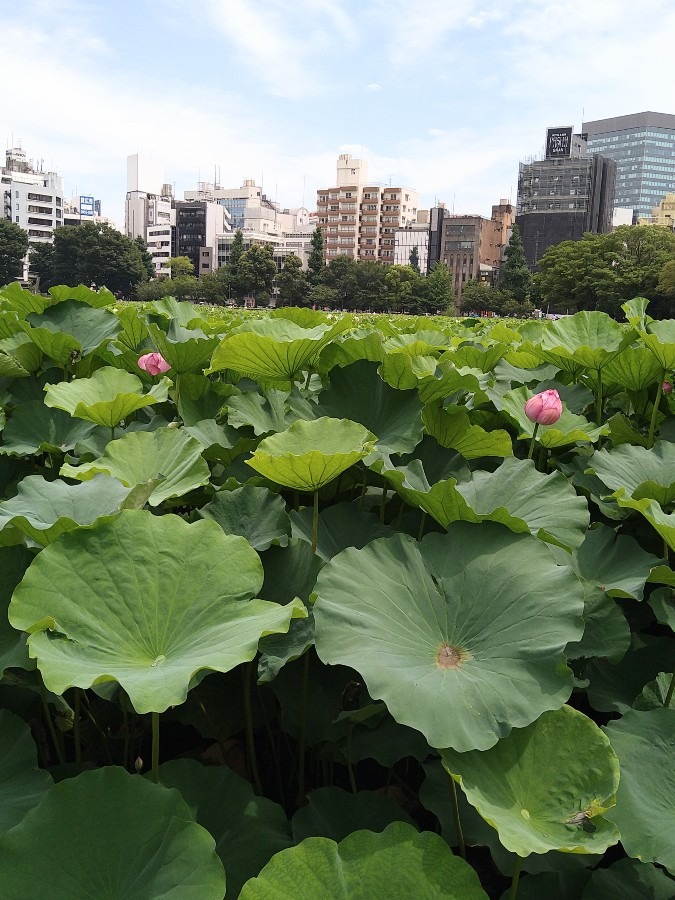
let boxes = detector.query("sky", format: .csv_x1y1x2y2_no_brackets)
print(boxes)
3,0,675,229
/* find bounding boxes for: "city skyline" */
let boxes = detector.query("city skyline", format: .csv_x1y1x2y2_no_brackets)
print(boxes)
3,0,675,229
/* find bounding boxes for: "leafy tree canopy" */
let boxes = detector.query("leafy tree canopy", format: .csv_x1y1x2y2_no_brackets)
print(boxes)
165,256,195,278
276,254,310,307
499,224,532,302
0,219,29,287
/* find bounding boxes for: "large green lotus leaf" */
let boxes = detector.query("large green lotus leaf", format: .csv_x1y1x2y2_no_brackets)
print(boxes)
500,386,607,447
315,360,424,455
115,304,149,351
0,767,226,898
422,401,512,459
582,858,675,900
158,759,293,898
446,342,507,373
261,538,324,606
587,441,675,506
379,350,438,390
27,299,122,357
227,388,314,436
314,524,584,751
44,366,169,427
586,636,675,713
375,456,589,551
633,672,675,710
564,580,630,664
605,708,675,873
384,330,449,355
197,486,291,551
335,710,430,768
257,613,315,683
611,495,675,552
623,296,652,330
0,474,130,546
416,360,484,405
148,296,210,329
0,281,49,316
184,418,256,465
642,319,675,370
291,787,415,844
170,372,233,425
0,401,98,457
19,320,81,366
48,284,117,307
317,329,385,373
650,586,675,631
148,321,219,374
208,317,351,384
602,346,663,391
0,333,43,376
60,427,211,506
536,311,632,371
0,546,32,676
246,417,375,491
9,510,307,713
290,502,392,562
442,706,620,857
239,821,488,899
572,524,662,600
0,709,52,834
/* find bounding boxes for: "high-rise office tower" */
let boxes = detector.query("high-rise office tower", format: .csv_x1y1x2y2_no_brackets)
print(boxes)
582,112,675,222
516,127,616,269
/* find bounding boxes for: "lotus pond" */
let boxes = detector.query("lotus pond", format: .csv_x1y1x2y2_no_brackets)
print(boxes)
0,283,674,898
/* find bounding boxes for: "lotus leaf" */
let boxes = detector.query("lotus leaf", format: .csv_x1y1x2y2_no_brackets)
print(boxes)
379,349,438,389
290,501,391,561
0,709,52,833
422,401,512,458
44,366,169,427
0,401,98,457
442,706,620,856
291,787,415,843
501,386,607,447
148,321,219,373
588,441,675,507
536,311,632,373
239,821,488,899
314,524,584,750
602,347,664,392
582,858,675,900
633,673,675,710
0,767,226,898
572,524,662,600
197,485,291,550
48,284,116,307
9,510,307,713
246,417,375,491
60,427,210,506
605,708,675,873
642,319,675,370
27,299,122,357
227,388,313,435
0,546,32,676
184,418,255,465
586,636,675,713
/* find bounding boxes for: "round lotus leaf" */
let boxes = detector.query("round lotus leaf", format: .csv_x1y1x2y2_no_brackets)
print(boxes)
0,401,98,457
148,321,219,374
239,821,488,899
313,523,584,751
0,709,52,834
537,311,631,372
246,417,376,491
157,759,293,898
27,299,122,357
9,510,307,713
442,706,620,857
44,366,169,427
604,707,675,873
588,441,675,506
197,485,291,551
0,767,225,898
582,858,675,900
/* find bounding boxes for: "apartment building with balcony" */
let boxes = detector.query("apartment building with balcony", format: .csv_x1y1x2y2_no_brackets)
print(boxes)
125,154,177,276
316,153,419,264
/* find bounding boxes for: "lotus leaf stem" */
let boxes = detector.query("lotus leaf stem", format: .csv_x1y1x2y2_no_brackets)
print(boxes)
450,778,466,860
244,662,263,795
648,375,665,449
665,671,675,708
346,725,357,794
509,857,523,899
380,484,388,523
73,690,82,764
595,370,603,425
527,423,540,460
417,510,427,542
298,652,310,801
312,490,319,555
40,686,65,766
151,711,160,784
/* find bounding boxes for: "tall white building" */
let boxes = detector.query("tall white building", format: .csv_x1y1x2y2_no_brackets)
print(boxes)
125,154,175,276
184,178,309,235
1,147,65,279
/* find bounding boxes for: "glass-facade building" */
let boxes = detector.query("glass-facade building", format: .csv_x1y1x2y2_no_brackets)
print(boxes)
582,112,675,221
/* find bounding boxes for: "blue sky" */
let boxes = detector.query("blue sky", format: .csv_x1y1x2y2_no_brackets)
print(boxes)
3,0,674,228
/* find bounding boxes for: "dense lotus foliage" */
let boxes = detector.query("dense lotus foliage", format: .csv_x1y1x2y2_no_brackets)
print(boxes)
0,281,674,897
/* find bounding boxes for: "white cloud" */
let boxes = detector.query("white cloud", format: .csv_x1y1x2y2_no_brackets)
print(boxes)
365,83,382,92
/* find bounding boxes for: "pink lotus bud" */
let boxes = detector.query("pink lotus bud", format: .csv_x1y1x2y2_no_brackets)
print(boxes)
524,389,562,426
663,381,672,395
138,352,170,375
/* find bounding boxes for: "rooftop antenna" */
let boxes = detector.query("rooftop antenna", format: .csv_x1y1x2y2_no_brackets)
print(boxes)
452,192,455,214
302,174,306,209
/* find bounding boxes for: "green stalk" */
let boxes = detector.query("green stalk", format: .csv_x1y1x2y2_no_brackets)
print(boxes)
380,484,388,523
527,423,540,461
664,671,675,708
297,652,310,801
450,779,466,860
346,725,357,794
595,369,603,425
243,662,263,794
151,712,160,784
648,376,665,448
73,690,82,764
509,857,523,900
417,510,427,542
312,490,319,555
123,704,130,770
40,687,65,766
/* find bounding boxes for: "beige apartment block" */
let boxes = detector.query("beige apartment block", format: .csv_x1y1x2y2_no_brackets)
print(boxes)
441,200,514,299
317,153,419,264
638,192,675,230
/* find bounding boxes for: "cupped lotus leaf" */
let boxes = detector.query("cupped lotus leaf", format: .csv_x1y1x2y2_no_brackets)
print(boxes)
602,346,663,392
0,281,49,316
19,320,81,366
208,317,352,384
610,495,675,552
257,613,315,683
582,858,675,900
44,366,170,427
184,418,256,465
642,319,675,370
115,304,149,351
572,524,662,600
586,636,675,713
604,708,675,873
0,332,43,376
606,412,650,449
536,311,632,372
315,360,424,455
197,485,291,550
447,342,508,373
379,349,438,390
239,821,488,900
48,284,117,307
317,329,385,373
270,306,338,328
633,673,675,710
422,401,512,459
314,524,584,751
0,474,130,545
0,400,96,458
171,372,233,425
0,709,52,833
442,706,620,857
587,441,675,506
261,538,324,607
0,546,32,676
60,427,211,506
650,586,675,630
290,501,392,562
148,321,220,373
227,388,313,436
0,767,226,898
148,296,211,328
623,296,652,330
27,299,122,357
8,510,307,713
157,759,293,898
291,787,415,844
246,417,375,491
416,360,484,405
501,386,607,447
374,455,589,551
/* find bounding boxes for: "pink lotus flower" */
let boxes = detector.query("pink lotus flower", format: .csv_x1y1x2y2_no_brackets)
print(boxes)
138,352,170,375
663,381,672,395
524,389,562,426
